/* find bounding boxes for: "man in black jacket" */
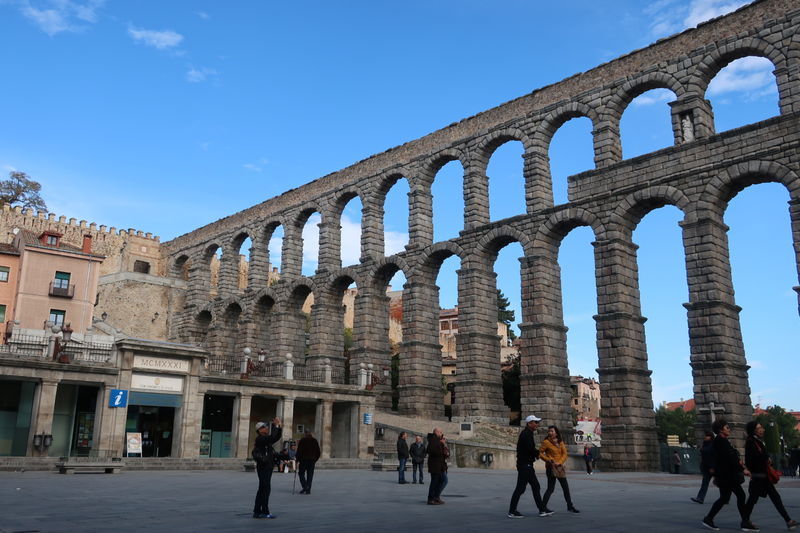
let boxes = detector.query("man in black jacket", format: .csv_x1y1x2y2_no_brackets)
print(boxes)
410,435,426,484
253,417,282,519
508,414,550,519
397,431,410,484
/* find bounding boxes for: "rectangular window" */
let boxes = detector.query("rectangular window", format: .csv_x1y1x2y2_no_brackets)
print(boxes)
54,271,71,289
0,266,8,282
133,260,151,274
0,304,5,323
46,235,58,245
49,309,65,326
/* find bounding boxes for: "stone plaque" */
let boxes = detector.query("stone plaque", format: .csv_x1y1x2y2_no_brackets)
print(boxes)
133,355,190,374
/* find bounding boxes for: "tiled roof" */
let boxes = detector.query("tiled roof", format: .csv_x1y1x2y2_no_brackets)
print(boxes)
17,229,103,257
665,398,696,412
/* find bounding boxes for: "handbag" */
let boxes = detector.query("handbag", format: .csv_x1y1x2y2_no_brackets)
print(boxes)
551,463,567,479
767,464,781,484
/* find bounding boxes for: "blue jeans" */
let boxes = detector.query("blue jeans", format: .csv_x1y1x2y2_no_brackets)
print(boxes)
398,458,407,482
412,462,424,483
696,471,712,502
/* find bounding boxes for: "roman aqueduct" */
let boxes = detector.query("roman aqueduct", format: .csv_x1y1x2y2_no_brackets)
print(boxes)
162,0,800,469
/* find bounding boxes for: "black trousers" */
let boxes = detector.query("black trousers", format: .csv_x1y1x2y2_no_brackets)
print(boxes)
299,460,316,492
707,482,746,522
509,463,544,513
542,467,573,508
744,478,791,522
253,465,273,514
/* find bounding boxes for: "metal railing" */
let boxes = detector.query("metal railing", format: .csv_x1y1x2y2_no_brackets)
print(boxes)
49,282,75,298
0,332,115,365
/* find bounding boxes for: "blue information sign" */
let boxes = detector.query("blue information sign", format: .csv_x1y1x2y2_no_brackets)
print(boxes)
109,389,128,408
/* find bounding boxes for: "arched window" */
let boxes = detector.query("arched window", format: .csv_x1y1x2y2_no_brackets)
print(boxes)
620,88,677,159
383,177,410,255
431,161,464,242
340,196,363,267
549,118,594,205
300,212,321,277
707,56,778,132
487,141,525,221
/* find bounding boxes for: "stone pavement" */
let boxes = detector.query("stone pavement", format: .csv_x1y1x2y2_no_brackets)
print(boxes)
0,468,798,532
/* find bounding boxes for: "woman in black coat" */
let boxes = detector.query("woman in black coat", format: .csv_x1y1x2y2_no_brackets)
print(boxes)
702,419,749,531
742,421,797,530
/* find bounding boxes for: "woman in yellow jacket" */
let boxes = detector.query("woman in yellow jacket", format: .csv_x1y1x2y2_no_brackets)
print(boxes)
539,425,579,513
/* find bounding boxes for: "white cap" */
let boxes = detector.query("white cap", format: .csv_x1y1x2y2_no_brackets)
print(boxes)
255,421,268,431
524,415,542,424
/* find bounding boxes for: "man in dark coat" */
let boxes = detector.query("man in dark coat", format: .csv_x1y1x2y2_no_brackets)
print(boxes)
410,435,427,484
702,419,749,531
692,431,714,504
508,414,550,519
426,428,449,505
252,417,282,519
296,430,321,494
397,431,410,484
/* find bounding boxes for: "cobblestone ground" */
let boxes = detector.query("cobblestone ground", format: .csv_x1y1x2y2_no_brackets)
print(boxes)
1,468,798,532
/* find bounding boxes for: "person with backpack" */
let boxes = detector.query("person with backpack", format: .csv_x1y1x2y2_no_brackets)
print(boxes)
252,417,282,519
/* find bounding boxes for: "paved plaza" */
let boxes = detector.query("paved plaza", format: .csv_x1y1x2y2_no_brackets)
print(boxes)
0,468,798,532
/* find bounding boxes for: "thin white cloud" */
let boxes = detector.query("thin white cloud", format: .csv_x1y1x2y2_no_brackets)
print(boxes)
18,0,105,36
2,164,18,172
199,141,211,152
186,66,217,83
631,88,677,106
128,25,183,50
243,163,262,172
384,230,408,256
707,56,776,96
340,215,362,266
647,0,748,38
196,11,210,20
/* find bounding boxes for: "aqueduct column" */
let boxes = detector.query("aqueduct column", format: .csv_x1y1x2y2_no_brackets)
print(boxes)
397,276,444,418
680,214,752,448
351,284,393,409
463,160,490,229
518,254,573,433
669,95,715,142
281,225,303,277
217,249,240,297
593,237,658,471
454,261,506,422
789,197,800,316
407,185,433,250
592,117,622,168
246,238,270,289
523,146,555,212
308,296,347,373
360,201,384,260
317,215,340,272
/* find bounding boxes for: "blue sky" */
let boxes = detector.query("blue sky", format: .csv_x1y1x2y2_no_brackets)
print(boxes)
1,0,797,410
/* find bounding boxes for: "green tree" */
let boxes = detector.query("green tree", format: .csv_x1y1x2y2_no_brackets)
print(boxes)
755,405,799,450
502,354,521,425
654,405,696,444
497,289,517,340
0,171,47,211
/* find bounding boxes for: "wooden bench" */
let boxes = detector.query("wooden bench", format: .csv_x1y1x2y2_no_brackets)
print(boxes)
56,457,125,474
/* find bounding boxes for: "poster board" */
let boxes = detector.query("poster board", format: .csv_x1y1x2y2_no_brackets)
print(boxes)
126,432,143,456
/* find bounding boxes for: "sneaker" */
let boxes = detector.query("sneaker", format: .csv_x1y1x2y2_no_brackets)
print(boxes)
253,513,264,519
539,510,554,517
702,517,720,531
508,510,524,518
435,498,445,504
263,514,276,519
787,520,798,531
741,521,760,532
691,497,704,504
568,506,580,513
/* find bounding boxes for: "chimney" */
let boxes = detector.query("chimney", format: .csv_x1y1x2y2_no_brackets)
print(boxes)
82,235,92,254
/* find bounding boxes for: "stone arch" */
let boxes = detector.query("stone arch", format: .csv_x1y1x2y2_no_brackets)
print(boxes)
536,101,601,148
608,185,691,238
285,278,318,301
419,148,468,188
532,208,605,255
690,37,787,97
322,267,363,298
172,254,190,280
476,224,533,260
193,309,213,345
606,72,685,122
702,159,800,216
475,126,534,160
418,241,465,277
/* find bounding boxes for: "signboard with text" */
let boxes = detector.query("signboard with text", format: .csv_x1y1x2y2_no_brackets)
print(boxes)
126,432,142,455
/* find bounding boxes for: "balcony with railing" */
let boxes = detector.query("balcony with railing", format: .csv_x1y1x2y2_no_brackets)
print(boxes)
204,350,349,386
49,282,75,298
0,330,116,366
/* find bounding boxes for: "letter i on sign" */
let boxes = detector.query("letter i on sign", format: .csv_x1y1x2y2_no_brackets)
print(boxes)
114,391,123,406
